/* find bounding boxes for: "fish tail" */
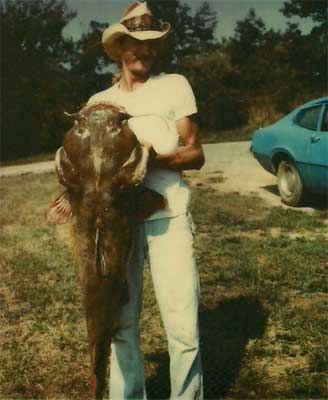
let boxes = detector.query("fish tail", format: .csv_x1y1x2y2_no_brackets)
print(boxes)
89,336,110,399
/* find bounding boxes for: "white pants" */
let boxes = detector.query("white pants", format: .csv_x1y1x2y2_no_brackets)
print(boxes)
109,212,203,399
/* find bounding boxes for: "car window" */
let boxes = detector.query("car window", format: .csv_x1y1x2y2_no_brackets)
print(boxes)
295,106,322,131
321,106,328,132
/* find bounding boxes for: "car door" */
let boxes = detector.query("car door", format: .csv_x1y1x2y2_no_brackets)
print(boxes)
293,104,326,192
306,104,328,195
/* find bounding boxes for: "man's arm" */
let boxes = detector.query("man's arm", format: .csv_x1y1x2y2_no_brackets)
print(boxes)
149,115,205,171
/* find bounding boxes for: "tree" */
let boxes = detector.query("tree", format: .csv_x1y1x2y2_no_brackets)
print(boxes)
1,0,77,160
179,50,248,130
229,8,267,63
280,0,327,27
280,0,327,92
147,0,218,69
192,1,218,53
225,9,269,92
146,0,193,69
70,20,113,103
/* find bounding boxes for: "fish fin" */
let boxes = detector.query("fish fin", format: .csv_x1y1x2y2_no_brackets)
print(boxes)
121,145,149,186
46,190,73,224
55,147,80,189
136,186,168,221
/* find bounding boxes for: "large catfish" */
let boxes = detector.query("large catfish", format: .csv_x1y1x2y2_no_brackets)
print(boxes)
47,102,167,399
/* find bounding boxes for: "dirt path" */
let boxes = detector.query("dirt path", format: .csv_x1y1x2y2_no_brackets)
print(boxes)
187,142,320,212
0,142,322,212
193,141,278,201
0,160,55,177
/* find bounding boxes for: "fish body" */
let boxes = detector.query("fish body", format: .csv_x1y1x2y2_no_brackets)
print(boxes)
48,102,166,398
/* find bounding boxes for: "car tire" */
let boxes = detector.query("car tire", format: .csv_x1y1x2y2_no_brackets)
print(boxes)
277,160,305,206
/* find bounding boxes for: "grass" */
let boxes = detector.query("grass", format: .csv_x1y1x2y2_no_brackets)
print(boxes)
0,172,327,399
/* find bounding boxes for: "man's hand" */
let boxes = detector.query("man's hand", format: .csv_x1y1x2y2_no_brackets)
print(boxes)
148,115,205,171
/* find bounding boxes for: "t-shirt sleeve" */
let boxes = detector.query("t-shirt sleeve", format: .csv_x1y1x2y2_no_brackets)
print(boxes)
86,94,97,106
128,116,179,154
86,86,118,107
172,75,197,121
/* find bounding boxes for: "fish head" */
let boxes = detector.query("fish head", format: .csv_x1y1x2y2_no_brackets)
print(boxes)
54,102,149,279
57,102,148,192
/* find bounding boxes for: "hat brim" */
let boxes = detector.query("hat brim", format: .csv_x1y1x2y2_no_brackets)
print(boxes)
102,22,170,62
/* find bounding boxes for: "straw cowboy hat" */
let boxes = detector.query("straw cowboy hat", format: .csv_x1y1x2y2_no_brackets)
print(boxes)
102,1,170,62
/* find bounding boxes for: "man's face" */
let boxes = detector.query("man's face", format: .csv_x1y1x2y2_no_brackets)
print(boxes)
121,37,159,77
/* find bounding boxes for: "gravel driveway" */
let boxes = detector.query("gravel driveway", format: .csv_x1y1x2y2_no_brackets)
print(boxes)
0,142,319,211
0,160,55,177
191,141,280,206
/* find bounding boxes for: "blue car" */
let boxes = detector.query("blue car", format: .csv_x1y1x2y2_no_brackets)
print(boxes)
251,97,328,206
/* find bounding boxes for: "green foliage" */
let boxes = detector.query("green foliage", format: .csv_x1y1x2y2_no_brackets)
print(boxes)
230,8,267,58
178,49,249,129
1,0,327,160
191,1,218,52
70,20,113,101
226,9,268,92
281,0,327,26
148,0,218,69
1,0,77,160
276,0,328,111
223,5,326,116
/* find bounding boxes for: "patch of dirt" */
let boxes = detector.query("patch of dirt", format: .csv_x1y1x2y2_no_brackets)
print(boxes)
288,292,327,311
223,231,265,240
250,355,309,394
186,141,322,214
0,161,54,177
269,227,326,241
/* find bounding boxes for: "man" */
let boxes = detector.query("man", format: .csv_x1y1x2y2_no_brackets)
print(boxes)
87,2,205,399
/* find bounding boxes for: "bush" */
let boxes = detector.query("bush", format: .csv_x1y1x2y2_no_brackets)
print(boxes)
178,50,249,130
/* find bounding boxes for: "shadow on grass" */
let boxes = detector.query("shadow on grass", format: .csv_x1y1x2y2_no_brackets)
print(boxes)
146,296,268,399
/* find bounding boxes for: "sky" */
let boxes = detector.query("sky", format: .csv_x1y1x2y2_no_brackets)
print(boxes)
63,0,315,41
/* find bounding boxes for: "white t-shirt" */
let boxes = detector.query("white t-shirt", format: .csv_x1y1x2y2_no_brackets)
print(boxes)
87,73,197,220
